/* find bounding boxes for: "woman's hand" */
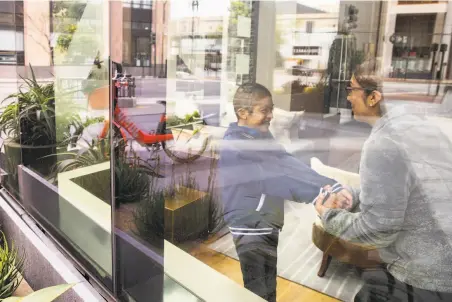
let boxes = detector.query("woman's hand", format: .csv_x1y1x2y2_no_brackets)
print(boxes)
315,187,353,216
315,191,338,216
336,188,353,209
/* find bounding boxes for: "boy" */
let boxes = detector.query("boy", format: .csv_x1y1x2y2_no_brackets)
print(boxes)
218,83,351,301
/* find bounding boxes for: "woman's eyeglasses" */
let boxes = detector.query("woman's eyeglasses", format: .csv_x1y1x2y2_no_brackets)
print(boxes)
345,86,377,94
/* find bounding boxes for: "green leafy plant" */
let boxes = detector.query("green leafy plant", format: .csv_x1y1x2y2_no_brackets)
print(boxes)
281,78,307,94
63,115,105,148
53,139,157,207
4,283,76,302
133,182,166,244
166,110,201,128
115,151,155,207
0,66,56,146
53,138,110,174
165,163,198,199
0,232,25,300
204,148,224,235
134,161,200,244
52,1,92,59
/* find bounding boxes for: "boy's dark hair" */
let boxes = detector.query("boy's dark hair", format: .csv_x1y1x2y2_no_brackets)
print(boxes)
233,83,272,118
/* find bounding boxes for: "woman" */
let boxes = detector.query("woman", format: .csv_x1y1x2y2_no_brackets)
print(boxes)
315,60,452,302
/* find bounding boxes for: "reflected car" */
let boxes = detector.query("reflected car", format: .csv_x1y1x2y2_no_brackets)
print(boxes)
286,65,314,76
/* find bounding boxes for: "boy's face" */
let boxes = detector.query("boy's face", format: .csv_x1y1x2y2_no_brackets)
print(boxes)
238,96,274,132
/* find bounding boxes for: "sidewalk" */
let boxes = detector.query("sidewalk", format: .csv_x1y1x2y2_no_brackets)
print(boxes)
384,92,439,103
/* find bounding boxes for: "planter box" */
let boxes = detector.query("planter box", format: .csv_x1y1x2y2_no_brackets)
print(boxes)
274,90,325,113
18,165,113,290
56,163,113,279
164,187,208,244
2,142,57,200
291,91,325,113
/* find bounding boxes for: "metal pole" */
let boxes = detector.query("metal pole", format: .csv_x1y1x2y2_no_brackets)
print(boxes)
344,35,348,82
159,1,167,78
436,44,448,95
429,43,439,95
336,35,345,113
191,1,198,93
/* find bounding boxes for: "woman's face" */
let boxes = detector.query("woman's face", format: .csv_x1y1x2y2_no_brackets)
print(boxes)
347,75,380,123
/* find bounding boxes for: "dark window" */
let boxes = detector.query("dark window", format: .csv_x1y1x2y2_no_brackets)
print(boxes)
306,21,313,33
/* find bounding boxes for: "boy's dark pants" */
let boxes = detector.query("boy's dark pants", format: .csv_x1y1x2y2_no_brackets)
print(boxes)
233,232,279,302
355,268,452,302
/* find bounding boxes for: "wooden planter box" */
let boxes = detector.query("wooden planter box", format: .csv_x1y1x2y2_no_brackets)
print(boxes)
115,186,209,245
164,187,208,244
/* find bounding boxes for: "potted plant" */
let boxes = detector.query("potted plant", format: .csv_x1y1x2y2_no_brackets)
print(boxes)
277,74,327,113
0,66,60,196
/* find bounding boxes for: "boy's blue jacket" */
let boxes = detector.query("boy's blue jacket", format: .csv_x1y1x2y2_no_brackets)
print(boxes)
218,122,338,236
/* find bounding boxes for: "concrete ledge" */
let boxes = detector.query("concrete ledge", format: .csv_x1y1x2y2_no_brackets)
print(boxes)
0,189,107,302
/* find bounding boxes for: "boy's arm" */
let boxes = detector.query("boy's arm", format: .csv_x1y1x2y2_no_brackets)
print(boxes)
256,153,341,203
219,141,341,203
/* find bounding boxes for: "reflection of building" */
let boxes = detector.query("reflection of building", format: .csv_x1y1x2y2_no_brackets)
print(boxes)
122,0,152,67
122,0,169,77
385,1,452,80
276,3,339,71
340,0,452,81
170,16,223,72
0,1,24,66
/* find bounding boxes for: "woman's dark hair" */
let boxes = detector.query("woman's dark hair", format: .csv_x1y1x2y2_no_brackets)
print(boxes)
353,59,386,114
353,59,383,97
233,83,272,118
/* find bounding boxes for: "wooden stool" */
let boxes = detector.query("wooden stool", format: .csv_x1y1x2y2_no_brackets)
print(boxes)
312,220,381,277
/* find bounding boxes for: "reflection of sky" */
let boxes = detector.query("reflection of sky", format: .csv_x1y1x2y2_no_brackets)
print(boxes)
171,0,229,19
170,0,340,19
297,0,340,13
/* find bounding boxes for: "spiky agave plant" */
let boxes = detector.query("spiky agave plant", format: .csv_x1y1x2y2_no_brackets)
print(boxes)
53,139,157,207
53,138,110,174
114,151,156,207
0,232,25,299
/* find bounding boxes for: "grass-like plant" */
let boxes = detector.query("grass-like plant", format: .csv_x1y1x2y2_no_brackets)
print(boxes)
0,232,25,300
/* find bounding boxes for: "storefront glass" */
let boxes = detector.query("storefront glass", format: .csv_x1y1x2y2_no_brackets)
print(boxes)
1,1,452,301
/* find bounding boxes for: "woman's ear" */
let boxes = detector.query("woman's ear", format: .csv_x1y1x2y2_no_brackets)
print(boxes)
368,90,382,107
